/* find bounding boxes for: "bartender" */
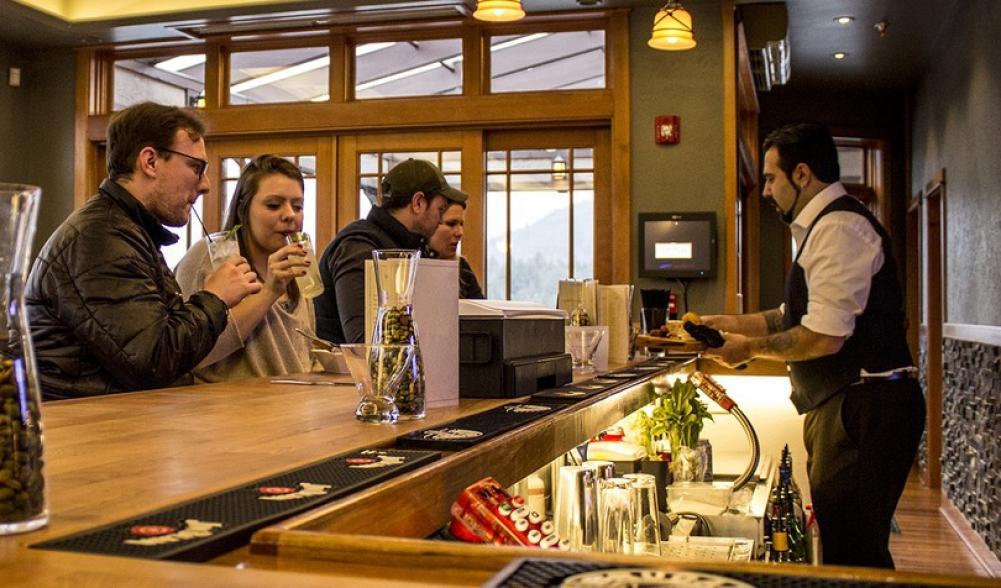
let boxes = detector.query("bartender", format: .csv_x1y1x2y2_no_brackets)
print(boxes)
702,123,924,569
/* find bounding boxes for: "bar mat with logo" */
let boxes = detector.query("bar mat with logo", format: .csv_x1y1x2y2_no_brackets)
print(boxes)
530,361,667,404
484,558,929,588
396,402,558,451
31,448,439,562
530,378,627,403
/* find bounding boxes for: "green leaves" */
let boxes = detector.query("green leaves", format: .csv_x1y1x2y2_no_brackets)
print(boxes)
222,224,242,241
637,377,712,452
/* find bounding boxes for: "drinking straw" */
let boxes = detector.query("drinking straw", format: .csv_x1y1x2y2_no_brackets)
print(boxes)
191,206,212,242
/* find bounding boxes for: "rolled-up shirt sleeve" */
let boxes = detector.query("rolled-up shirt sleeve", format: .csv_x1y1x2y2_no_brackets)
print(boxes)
798,211,885,338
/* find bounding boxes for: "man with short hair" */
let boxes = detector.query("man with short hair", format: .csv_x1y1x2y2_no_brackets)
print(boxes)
702,123,924,569
26,102,261,399
315,158,467,343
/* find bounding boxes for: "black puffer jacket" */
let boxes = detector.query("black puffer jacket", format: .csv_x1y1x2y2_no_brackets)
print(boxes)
25,179,228,400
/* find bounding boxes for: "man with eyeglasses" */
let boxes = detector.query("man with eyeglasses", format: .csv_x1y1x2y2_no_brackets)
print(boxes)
26,102,261,399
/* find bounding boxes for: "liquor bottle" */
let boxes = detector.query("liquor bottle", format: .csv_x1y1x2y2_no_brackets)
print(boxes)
784,503,808,563
771,518,792,563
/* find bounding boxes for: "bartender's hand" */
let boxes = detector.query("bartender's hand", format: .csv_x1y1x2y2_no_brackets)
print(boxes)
704,331,752,368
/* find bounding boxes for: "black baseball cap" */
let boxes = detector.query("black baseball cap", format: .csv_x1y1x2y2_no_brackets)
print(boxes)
380,158,468,207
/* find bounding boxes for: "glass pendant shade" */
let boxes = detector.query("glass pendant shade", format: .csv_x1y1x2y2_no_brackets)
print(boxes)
473,0,525,22
648,3,697,51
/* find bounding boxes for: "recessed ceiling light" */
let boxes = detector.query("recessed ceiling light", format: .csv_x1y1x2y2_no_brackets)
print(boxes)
834,16,854,25
832,51,848,60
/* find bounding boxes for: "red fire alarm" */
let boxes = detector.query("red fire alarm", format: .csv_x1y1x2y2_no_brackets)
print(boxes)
655,115,681,144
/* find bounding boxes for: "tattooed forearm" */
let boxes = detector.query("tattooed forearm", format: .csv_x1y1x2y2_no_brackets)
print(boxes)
747,325,845,362
761,329,799,354
763,309,784,334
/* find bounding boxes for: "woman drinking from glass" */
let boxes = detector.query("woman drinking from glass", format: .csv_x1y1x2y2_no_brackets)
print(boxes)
176,155,313,381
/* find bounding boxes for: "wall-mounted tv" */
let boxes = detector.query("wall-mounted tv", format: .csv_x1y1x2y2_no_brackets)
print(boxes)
638,212,717,279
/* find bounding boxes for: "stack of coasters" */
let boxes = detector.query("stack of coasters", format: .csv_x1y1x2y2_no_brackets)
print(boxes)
397,402,558,451
31,449,438,562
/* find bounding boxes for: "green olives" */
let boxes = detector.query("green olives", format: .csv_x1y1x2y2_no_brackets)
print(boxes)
375,305,426,418
0,356,45,525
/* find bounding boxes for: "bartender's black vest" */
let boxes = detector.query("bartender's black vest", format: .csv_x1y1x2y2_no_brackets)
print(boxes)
783,195,912,414
315,207,425,343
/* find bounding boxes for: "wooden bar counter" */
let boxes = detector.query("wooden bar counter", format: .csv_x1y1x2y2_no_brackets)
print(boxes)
1,363,994,586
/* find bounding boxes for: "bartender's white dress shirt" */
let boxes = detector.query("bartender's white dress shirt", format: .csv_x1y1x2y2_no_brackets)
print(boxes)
787,182,885,339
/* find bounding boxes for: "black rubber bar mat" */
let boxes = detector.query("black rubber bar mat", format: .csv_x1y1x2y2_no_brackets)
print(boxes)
530,361,667,404
531,379,625,404
396,402,558,451
31,448,439,562
484,558,930,588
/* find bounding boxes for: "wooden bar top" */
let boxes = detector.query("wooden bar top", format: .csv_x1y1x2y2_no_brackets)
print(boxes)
0,373,519,585
3,363,992,587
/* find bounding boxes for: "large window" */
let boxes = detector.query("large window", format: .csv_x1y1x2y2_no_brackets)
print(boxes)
489,30,606,93
485,146,595,304
229,47,330,105
92,18,625,286
114,54,206,110
355,39,463,99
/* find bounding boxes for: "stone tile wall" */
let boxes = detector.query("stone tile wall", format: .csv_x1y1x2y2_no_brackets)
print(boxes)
942,337,1001,560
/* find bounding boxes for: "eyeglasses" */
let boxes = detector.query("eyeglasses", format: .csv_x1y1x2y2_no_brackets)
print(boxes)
155,146,208,180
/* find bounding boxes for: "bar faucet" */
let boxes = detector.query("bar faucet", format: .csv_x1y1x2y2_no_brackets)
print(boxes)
689,371,760,491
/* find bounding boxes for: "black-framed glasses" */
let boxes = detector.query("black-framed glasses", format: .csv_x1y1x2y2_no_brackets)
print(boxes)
154,146,208,179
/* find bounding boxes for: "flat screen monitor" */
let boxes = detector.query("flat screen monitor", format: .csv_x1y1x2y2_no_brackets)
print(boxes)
638,212,717,279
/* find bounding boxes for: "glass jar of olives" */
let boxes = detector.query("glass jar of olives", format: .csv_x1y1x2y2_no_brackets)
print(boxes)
371,249,426,420
0,184,47,535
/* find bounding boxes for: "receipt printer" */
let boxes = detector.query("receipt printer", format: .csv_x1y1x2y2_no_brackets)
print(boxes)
459,300,572,398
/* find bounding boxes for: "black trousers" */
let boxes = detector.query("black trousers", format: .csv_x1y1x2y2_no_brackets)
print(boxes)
803,378,925,569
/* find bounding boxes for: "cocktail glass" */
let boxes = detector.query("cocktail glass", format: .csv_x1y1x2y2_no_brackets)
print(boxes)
566,326,604,374
340,343,414,424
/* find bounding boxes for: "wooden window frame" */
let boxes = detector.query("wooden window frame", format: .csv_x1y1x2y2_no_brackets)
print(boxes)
484,128,613,294
74,11,631,285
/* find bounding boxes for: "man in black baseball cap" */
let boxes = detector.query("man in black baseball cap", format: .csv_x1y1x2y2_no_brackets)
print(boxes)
315,158,467,343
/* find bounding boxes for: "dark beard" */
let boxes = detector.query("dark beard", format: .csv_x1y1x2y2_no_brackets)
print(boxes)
769,185,801,225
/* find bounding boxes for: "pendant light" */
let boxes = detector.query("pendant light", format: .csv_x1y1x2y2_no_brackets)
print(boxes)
648,1,697,51
473,0,525,22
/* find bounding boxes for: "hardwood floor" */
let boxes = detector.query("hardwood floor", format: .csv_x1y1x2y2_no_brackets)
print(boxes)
891,474,1000,578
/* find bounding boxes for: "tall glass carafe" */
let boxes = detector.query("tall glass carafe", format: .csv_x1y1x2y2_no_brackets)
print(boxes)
0,184,46,535
371,249,425,419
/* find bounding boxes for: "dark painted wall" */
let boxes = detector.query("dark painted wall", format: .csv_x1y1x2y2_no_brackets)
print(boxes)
756,86,908,311
911,0,1001,327
0,41,75,257
630,1,728,315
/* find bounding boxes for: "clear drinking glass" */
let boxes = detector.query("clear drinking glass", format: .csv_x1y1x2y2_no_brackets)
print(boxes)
206,230,240,270
554,466,598,551
623,472,662,555
285,231,325,298
598,477,635,554
565,325,604,374
371,249,426,419
0,184,47,535
340,343,414,424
